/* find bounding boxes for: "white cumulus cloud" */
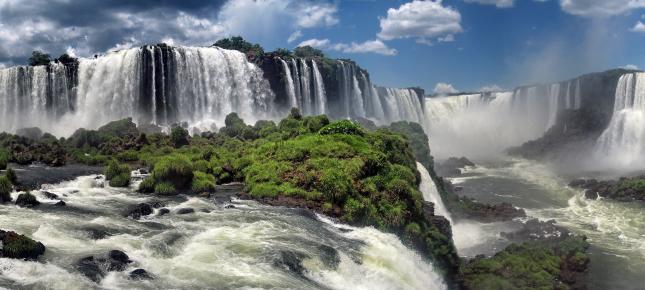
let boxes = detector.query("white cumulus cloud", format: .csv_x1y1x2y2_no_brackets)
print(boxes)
622,64,639,70
433,82,459,95
479,84,504,92
560,0,645,17
463,0,515,8
631,21,645,32
378,0,462,44
298,38,397,56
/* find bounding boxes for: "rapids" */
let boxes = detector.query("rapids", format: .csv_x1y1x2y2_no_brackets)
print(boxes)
0,174,445,290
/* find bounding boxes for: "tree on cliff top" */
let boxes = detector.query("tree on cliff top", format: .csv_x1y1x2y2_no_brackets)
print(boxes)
28,51,51,66
294,46,325,58
214,36,264,56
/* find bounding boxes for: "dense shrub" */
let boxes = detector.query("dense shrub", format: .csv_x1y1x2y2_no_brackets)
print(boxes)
319,120,364,136
28,50,51,66
192,171,216,192
0,176,12,203
154,182,176,195
5,167,17,185
104,160,131,187
171,126,190,148
138,177,155,194
0,150,8,170
151,154,194,190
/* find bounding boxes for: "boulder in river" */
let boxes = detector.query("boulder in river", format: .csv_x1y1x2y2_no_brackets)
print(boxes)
176,208,194,215
0,230,46,259
75,250,133,283
124,203,153,219
129,268,153,280
15,192,40,208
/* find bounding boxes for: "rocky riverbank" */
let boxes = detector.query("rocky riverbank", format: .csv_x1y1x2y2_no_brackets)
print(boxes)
570,176,645,202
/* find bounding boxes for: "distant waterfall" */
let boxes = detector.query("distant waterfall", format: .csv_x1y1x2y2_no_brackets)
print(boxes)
0,45,275,136
378,87,425,125
594,73,645,166
311,61,327,115
279,58,327,115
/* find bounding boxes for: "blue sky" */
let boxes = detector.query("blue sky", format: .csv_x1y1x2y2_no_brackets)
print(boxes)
1,0,644,92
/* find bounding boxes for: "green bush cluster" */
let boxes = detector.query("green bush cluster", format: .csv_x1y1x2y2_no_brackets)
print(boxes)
0,175,12,203
459,236,589,290
104,160,131,187
0,150,9,170
319,120,364,136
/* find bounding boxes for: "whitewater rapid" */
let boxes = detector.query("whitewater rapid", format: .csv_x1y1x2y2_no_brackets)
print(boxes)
0,174,445,290
450,158,645,289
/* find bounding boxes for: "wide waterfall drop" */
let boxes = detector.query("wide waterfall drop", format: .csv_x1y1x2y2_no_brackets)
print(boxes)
422,83,582,159
0,63,75,134
594,73,645,167
378,87,425,125
0,45,275,136
417,163,452,223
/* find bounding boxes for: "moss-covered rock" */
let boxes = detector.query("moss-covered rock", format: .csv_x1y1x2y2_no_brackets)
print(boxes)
15,191,40,208
570,176,645,202
0,230,46,259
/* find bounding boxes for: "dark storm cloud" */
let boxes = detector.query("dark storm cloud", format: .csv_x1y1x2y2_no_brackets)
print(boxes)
0,0,339,67
0,0,227,65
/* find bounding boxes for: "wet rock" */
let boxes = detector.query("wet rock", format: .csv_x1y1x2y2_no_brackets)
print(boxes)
124,203,153,219
502,219,571,243
0,230,46,259
176,208,194,215
129,268,153,280
42,191,59,199
224,204,235,209
81,226,112,240
107,250,131,271
157,208,170,216
569,177,645,202
15,192,40,208
318,244,340,269
75,250,133,283
75,256,104,283
275,250,308,275
198,192,210,198
200,209,211,213
138,168,148,175
55,200,66,206
437,157,475,176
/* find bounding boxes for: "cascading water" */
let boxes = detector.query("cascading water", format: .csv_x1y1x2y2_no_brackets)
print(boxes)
423,79,585,159
0,174,446,289
311,61,327,115
594,72,645,167
417,162,452,223
0,45,275,136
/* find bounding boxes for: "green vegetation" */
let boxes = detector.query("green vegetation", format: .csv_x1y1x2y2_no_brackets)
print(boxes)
0,175,12,203
171,126,190,148
459,236,589,290
28,50,51,66
5,167,17,185
0,150,7,170
104,160,131,187
294,46,325,58
0,230,46,260
214,36,264,61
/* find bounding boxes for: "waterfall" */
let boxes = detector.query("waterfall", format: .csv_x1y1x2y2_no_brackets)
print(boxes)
417,162,453,224
0,62,75,133
298,59,313,115
311,60,327,115
594,73,645,166
378,87,425,125
546,83,561,129
0,45,275,136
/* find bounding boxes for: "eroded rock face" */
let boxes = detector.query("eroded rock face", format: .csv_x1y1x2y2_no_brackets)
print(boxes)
0,230,46,259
